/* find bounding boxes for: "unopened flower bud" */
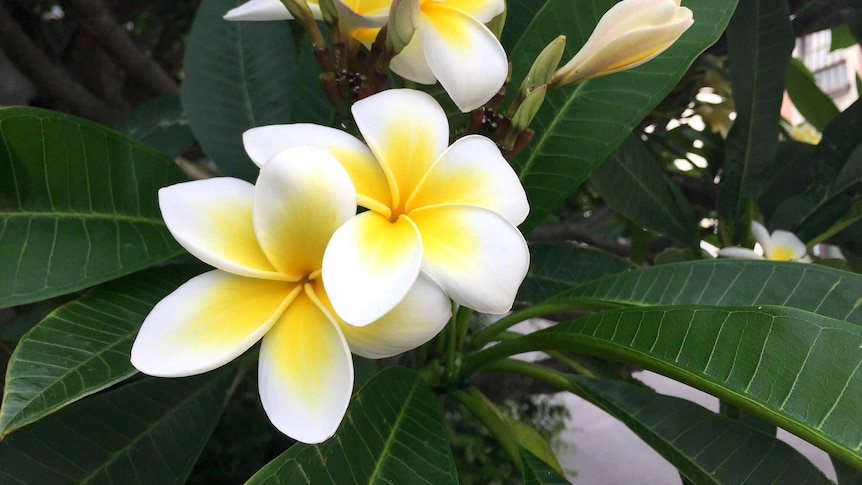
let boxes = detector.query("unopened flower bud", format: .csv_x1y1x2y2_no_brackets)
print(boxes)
550,0,693,88
387,0,420,55
522,36,566,95
511,84,547,132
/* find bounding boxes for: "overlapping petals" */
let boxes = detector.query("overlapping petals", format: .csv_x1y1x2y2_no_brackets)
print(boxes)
132,145,451,443
225,0,507,111
242,91,528,326
718,221,808,262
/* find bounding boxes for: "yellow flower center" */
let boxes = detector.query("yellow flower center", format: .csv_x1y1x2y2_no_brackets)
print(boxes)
769,245,795,261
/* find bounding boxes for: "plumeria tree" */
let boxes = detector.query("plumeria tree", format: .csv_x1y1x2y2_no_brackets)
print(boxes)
1,0,862,483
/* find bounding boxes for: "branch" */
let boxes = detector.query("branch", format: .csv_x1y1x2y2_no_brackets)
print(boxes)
0,3,122,121
527,206,631,257
66,0,179,96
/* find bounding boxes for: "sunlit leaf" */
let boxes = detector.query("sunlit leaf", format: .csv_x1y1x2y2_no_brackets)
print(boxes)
785,58,840,132
521,448,570,485
551,259,862,325
473,306,862,469
0,264,206,437
0,368,236,484
247,367,456,484
0,107,186,309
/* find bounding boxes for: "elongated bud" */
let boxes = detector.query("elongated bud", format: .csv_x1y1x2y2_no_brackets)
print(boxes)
550,0,693,88
521,35,566,95
387,0,420,55
511,84,547,132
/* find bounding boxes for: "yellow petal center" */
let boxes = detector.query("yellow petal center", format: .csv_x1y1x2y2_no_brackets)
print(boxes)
769,245,795,261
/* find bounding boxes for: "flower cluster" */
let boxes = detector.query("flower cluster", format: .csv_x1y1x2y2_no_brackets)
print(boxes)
132,0,694,444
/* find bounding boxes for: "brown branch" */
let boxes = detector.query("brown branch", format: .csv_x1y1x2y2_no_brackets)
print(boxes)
527,206,631,257
0,2,122,121
66,0,178,96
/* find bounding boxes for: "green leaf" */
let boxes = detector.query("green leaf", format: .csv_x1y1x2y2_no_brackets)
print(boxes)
565,375,831,484
521,448,570,485
111,94,196,158
505,415,562,475
717,0,794,244
473,305,862,470
516,242,633,305
771,100,862,241
0,107,186,309
785,58,840,132
757,140,817,222
247,367,457,484
551,259,862,324
0,264,205,437
831,25,859,51
590,135,699,249
509,0,736,232
834,456,862,484
182,0,334,182
0,368,236,484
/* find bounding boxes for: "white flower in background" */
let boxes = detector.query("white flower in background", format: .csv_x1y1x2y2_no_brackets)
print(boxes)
131,147,450,443
551,0,693,88
718,221,808,262
224,0,508,112
243,89,530,326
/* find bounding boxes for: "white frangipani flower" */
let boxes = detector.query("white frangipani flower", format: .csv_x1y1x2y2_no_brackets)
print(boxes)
718,221,808,262
242,89,530,326
223,0,508,112
131,146,451,443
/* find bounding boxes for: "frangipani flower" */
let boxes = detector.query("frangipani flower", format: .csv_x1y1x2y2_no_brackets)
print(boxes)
224,0,508,112
131,146,451,443
243,89,530,326
718,221,808,262
550,0,693,88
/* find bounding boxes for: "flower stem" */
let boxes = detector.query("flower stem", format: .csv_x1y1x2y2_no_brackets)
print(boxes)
448,387,522,471
470,301,584,350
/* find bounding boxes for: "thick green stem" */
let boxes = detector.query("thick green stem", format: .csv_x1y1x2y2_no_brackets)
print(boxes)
471,301,583,350
448,387,522,471
484,358,573,391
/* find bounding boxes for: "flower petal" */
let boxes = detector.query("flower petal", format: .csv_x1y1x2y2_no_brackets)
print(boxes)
408,135,528,225
411,204,528,314
717,247,764,260
352,89,449,208
389,33,438,84
334,0,389,37
159,179,284,280
322,211,422,326
768,230,807,261
321,272,451,358
258,285,353,443
224,0,297,20
437,0,504,23
253,147,357,278
131,270,298,377
750,221,772,256
243,124,392,209
418,4,507,111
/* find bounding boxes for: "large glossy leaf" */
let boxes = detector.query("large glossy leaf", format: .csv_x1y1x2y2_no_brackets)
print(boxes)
0,107,186,309
510,0,736,232
0,368,236,484
468,305,862,470
717,0,793,243
247,367,456,484
0,264,205,437
590,135,699,249
111,94,196,158
182,0,335,182
565,375,831,484
516,242,633,305
521,448,570,485
785,58,840,132
550,259,862,325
